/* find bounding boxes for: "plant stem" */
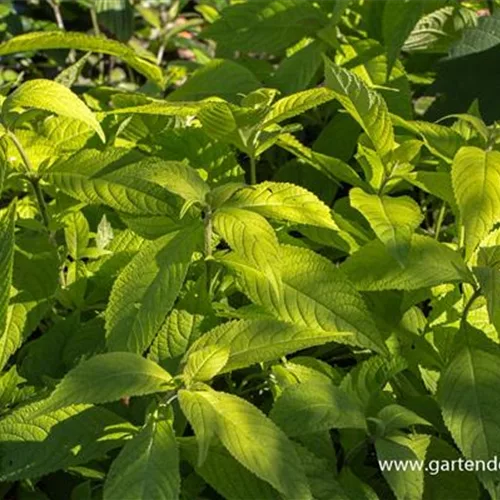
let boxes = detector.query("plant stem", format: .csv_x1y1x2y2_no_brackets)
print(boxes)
250,155,257,185
46,0,65,30
434,202,446,240
462,288,481,326
204,207,213,292
8,131,51,233
90,8,101,36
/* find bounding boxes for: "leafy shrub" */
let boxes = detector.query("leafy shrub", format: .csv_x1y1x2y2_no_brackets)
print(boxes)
1,1,500,499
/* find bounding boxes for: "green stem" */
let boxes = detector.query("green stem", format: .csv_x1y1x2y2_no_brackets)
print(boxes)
204,207,213,292
462,289,481,326
46,0,65,30
8,131,51,233
250,155,257,185
434,202,446,240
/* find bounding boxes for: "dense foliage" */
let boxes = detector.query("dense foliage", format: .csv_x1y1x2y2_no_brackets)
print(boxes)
1,0,500,499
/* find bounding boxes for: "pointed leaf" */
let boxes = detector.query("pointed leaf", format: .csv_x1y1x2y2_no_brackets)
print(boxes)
104,419,180,500
42,352,173,412
179,388,312,499
4,79,104,142
224,182,336,229
223,245,387,354
0,31,163,87
106,225,202,353
183,346,230,383
341,235,472,291
270,380,366,436
0,401,134,481
452,146,500,258
0,201,16,339
324,58,394,158
350,188,423,265
188,319,348,374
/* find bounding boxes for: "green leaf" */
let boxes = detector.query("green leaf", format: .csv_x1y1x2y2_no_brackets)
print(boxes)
438,327,500,496
277,133,366,188
340,355,408,409
214,207,282,295
474,266,500,332
148,309,204,363
224,182,337,229
179,388,312,499
0,401,134,481
377,404,431,435
180,438,281,500
0,31,163,87
270,380,366,436
103,418,180,500
449,10,500,59
324,57,395,158
267,40,324,94
183,346,230,383
452,146,500,258
341,235,472,291
223,244,387,354
96,0,134,42
376,434,427,500
202,0,326,54
0,234,59,371
392,115,465,162
3,79,104,142
41,352,173,412
350,188,423,265
168,60,261,103
382,0,423,76
44,149,184,217
106,225,202,353
262,88,334,127
187,319,348,374
64,211,90,260
0,201,15,339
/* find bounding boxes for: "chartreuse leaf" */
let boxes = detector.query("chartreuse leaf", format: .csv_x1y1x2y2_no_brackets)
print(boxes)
187,319,348,374
45,149,185,217
103,418,180,500
3,79,105,142
382,0,423,77
179,388,312,499
41,352,173,413
0,401,134,481
452,147,500,258
324,57,394,158
223,182,337,229
0,201,15,338
350,188,423,265
223,245,387,354
183,346,230,384
106,225,202,353
64,211,90,260
474,267,500,332
180,438,281,500
375,434,428,500
0,31,163,87
341,235,472,291
262,88,334,127
438,327,500,497
376,404,431,435
107,99,204,117
270,380,366,436
391,114,465,162
214,207,282,296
